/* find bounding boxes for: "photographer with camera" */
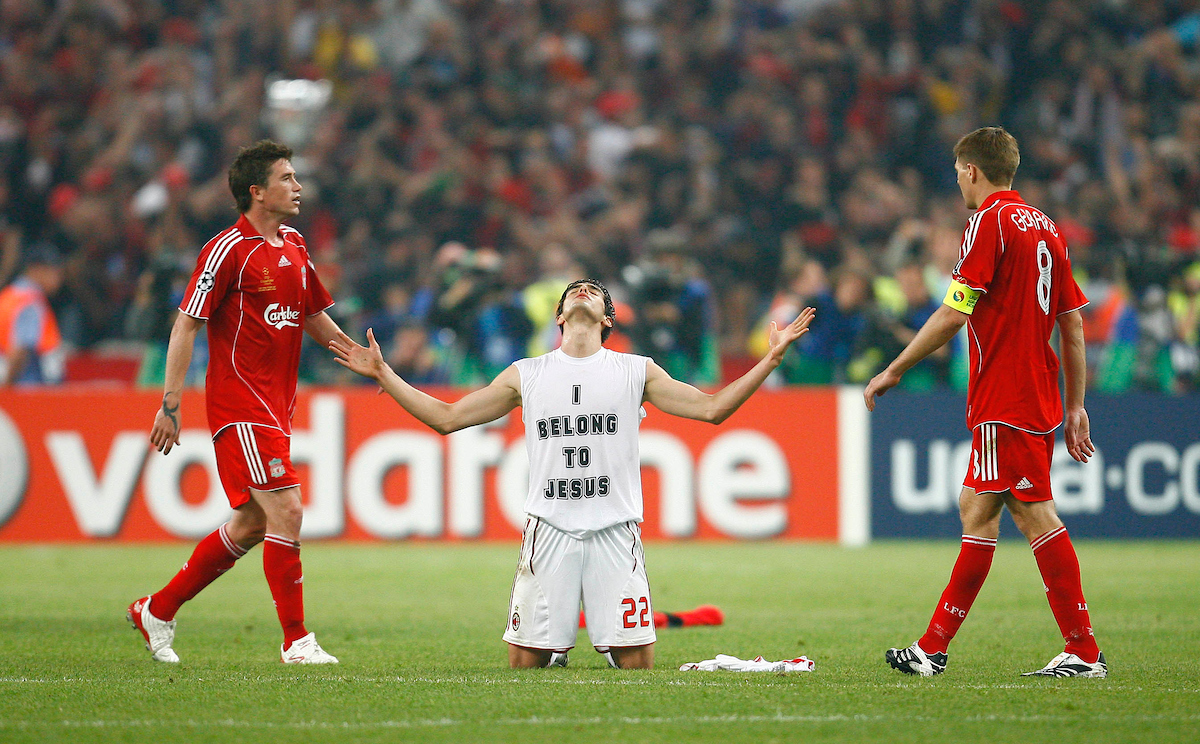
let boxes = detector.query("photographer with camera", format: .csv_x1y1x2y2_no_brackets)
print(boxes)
427,242,531,384
622,228,717,385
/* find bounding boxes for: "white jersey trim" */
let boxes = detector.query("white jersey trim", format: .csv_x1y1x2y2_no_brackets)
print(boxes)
1056,300,1090,316
996,203,1007,254
184,229,241,318
971,420,1061,436
967,319,983,374
954,201,1003,280
306,300,335,317
211,421,287,441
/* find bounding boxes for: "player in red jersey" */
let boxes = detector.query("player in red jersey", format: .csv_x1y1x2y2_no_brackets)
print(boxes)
127,140,353,664
865,127,1106,678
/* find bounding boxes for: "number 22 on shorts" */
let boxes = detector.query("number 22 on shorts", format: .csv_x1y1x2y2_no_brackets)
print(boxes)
621,597,651,628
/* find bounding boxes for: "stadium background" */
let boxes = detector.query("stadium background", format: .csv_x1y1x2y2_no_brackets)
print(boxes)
1,0,1198,545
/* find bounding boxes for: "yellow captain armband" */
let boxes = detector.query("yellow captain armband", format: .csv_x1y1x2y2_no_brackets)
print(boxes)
943,280,981,314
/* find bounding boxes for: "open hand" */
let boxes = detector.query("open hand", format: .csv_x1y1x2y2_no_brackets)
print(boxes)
766,307,816,363
329,328,388,381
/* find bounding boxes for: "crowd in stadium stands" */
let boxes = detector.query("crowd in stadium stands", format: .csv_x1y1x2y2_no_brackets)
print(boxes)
2,0,1200,392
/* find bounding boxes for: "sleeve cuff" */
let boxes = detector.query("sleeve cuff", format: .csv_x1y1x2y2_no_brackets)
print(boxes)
1056,301,1090,316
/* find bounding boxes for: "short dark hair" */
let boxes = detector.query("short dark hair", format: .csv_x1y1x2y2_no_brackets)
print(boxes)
556,279,616,342
953,127,1020,187
228,140,293,213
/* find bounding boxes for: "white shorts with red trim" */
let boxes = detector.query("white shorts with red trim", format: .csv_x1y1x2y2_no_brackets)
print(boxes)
503,518,656,652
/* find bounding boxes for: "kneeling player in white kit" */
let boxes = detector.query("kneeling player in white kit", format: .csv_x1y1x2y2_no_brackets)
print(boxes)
330,279,814,668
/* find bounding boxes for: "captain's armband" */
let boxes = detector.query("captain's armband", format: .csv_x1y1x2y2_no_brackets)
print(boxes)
943,280,981,314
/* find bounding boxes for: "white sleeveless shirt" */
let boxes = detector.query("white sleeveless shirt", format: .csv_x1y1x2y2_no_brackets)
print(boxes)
514,347,649,537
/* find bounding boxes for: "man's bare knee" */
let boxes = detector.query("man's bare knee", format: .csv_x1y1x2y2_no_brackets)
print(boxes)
958,487,1003,538
608,644,654,669
251,486,304,537
226,503,267,547
508,644,553,669
1003,495,1063,542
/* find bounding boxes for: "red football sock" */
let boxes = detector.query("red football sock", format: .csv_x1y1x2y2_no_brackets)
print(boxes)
1031,527,1100,663
151,523,246,621
918,535,996,654
263,534,307,648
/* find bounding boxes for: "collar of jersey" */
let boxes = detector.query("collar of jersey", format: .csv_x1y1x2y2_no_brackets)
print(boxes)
978,190,1022,210
553,347,606,364
234,214,269,243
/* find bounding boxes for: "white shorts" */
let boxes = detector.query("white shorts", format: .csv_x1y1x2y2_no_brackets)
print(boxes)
502,518,656,652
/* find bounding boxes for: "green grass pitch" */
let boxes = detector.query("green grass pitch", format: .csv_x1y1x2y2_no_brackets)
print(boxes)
0,541,1197,743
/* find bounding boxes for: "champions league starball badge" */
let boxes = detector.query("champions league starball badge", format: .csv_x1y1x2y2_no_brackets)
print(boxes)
197,271,215,292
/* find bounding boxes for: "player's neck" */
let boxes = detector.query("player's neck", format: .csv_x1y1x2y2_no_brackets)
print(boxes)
971,183,1011,210
244,210,287,247
559,323,603,358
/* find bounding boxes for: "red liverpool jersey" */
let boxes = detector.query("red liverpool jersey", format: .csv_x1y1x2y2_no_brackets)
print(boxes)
180,214,333,438
952,191,1088,433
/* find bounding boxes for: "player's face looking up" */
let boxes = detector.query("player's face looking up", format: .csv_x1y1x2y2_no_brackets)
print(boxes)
254,159,302,218
555,278,616,342
559,283,611,323
566,283,602,312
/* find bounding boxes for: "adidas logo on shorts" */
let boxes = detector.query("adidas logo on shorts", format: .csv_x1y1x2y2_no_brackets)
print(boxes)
1015,477,1034,490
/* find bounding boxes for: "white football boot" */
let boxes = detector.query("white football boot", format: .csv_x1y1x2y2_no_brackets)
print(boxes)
1022,651,1107,678
127,596,179,663
885,641,947,677
281,632,339,664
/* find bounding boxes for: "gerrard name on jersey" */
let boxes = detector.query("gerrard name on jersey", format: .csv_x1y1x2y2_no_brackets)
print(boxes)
1009,207,1059,236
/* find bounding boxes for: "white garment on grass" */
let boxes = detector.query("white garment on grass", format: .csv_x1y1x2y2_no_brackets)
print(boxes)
679,654,815,672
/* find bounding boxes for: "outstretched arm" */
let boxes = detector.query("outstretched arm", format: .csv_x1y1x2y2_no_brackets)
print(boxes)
1058,309,1094,463
643,307,815,423
329,328,521,434
150,312,205,454
864,304,967,411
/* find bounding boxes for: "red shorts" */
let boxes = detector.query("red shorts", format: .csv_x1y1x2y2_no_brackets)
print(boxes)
962,423,1054,503
212,423,299,508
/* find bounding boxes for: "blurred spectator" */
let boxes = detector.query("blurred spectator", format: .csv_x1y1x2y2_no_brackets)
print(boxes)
522,243,587,356
124,252,206,387
786,265,876,385
0,244,65,385
751,257,828,386
426,243,531,383
5,0,1200,393
1100,284,1176,394
623,227,717,385
1168,261,1200,390
861,260,952,390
